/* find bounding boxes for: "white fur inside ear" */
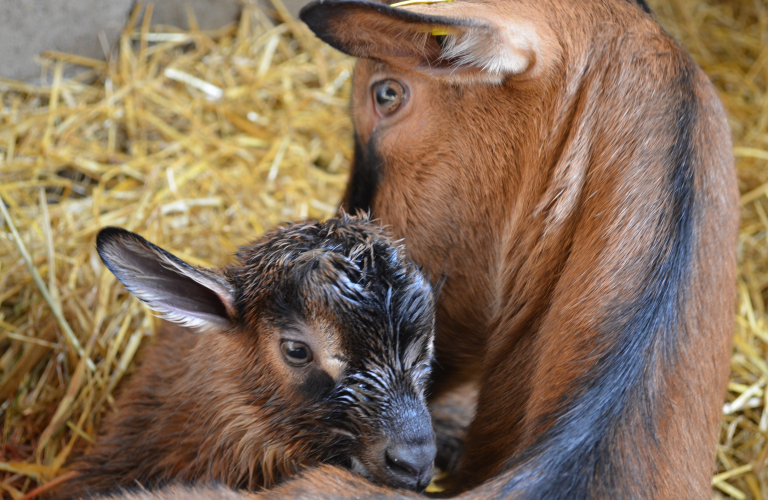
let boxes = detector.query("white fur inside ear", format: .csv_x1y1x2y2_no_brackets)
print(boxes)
438,24,536,77
99,236,235,333
158,253,235,310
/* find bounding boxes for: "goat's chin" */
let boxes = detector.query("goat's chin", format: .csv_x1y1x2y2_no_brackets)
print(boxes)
349,456,375,482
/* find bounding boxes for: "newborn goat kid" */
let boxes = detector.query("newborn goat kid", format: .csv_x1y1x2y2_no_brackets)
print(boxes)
64,216,436,498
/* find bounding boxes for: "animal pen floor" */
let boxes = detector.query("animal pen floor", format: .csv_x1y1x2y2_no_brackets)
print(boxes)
0,0,766,498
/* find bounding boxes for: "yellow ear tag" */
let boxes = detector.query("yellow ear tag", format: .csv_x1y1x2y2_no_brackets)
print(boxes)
390,0,454,7
415,26,456,36
429,27,454,36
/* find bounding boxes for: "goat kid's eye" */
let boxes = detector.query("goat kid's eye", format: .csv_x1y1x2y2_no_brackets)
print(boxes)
280,340,313,366
372,80,406,116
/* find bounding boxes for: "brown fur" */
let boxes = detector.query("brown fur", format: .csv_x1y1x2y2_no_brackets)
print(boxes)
57,216,437,498
95,484,259,500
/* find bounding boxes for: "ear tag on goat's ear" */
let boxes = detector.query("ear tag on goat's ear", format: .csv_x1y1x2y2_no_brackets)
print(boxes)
427,27,455,36
415,26,456,37
390,0,454,8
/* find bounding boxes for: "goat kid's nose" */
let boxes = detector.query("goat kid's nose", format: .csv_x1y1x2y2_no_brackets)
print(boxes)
384,440,435,491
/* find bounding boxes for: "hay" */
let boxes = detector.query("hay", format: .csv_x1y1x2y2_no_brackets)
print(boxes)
0,0,766,498
0,2,352,497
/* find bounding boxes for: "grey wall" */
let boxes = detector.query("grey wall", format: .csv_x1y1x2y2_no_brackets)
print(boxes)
0,0,310,82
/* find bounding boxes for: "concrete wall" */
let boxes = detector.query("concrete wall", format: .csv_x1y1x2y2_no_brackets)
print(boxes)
0,0,310,82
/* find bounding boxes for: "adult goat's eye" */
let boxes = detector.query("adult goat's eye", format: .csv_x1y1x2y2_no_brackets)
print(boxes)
372,80,405,116
281,340,313,366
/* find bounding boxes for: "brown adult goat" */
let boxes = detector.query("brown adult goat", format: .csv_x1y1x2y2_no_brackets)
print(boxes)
255,0,739,498
57,216,437,498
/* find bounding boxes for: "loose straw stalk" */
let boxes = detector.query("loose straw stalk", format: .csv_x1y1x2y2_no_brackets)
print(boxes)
0,194,95,372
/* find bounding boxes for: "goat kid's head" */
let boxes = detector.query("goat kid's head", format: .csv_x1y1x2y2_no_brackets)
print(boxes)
96,215,436,491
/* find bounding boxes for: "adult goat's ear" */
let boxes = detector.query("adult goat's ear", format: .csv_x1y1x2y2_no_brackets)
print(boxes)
96,227,237,332
300,0,548,82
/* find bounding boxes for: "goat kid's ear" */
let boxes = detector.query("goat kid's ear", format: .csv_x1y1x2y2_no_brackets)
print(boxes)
300,0,546,83
96,227,237,332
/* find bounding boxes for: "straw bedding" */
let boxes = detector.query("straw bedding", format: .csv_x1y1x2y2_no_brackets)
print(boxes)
0,0,765,498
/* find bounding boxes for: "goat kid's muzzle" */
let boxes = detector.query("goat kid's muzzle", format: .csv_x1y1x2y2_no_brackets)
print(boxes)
351,401,436,492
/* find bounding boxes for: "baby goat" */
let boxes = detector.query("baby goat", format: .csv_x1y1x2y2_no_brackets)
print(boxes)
60,215,436,498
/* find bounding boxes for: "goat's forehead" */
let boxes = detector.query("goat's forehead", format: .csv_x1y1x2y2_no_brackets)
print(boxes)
332,305,433,369
310,254,433,346
235,218,434,367
299,282,433,366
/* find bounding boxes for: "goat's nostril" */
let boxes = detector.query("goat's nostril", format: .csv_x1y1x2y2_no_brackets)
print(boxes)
384,441,435,489
385,449,418,476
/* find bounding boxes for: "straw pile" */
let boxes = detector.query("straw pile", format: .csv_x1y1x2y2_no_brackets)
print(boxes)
0,0,765,498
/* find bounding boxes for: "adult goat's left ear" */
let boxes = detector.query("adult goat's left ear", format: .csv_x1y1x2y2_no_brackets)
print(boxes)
300,0,552,83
